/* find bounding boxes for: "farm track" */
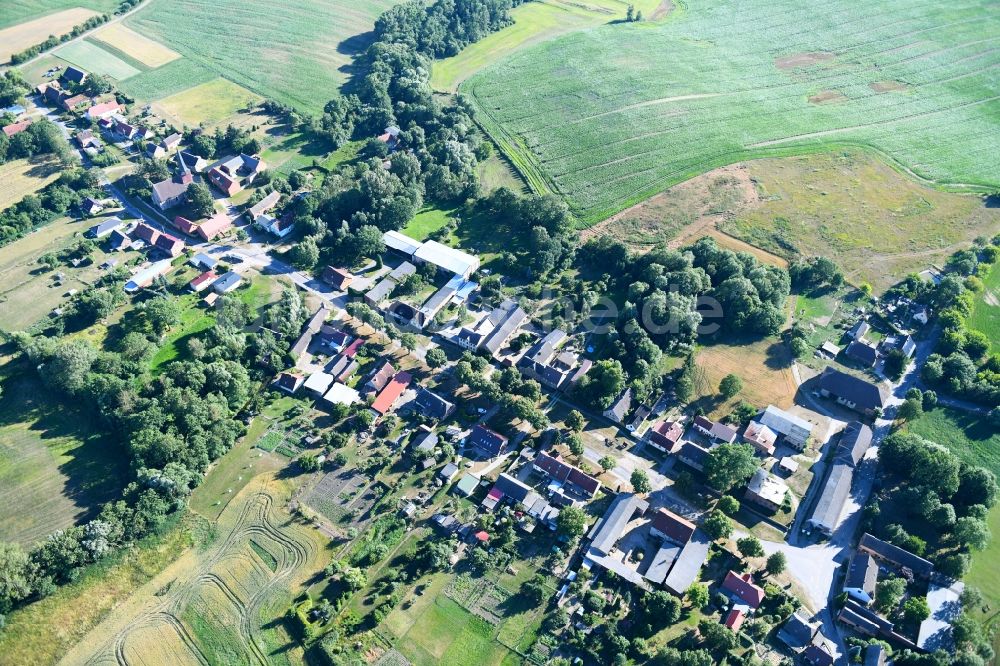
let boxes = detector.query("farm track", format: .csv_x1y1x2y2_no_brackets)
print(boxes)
75,479,318,666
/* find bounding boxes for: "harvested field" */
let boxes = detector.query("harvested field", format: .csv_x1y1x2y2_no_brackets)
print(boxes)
53,39,142,80
91,23,181,67
0,155,62,210
126,0,403,114
467,0,1000,225
61,473,324,665
0,1,116,30
0,7,99,63
152,77,262,127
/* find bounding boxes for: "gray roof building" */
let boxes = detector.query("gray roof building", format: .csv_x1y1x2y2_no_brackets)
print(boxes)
661,529,711,595
807,463,853,535
588,493,649,556
859,533,934,577
836,421,873,467
481,299,527,357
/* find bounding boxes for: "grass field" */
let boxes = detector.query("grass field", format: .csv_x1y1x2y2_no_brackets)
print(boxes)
466,0,1000,225
152,77,262,127
0,155,62,210
91,23,181,67
403,206,457,241
967,261,1000,351
692,337,798,418
476,153,527,194
53,38,143,80
0,513,194,665
126,0,404,114
720,152,1000,291
115,57,217,101
394,593,514,666
0,7,100,63
61,473,324,665
0,371,127,546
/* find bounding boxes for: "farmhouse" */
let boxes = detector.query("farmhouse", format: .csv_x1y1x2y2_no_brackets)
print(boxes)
843,551,879,605
467,424,508,458
81,197,105,216
207,154,267,195
363,361,395,395
211,271,243,294
370,371,412,416
742,420,778,456
517,329,591,389
693,416,738,444
189,271,217,292
677,441,711,472
85,101,122,120
743,468,789,512
480,299,527,358
132,223,160,245
153,232,185,257
721,571,765,610
62,66,88,85
86,216,124,239
124,259,173,293
322,266,353,290
531,452,601,500
778,611,826,652
846,340,879,368
247,191,281,222
3,119,32,138
61,94,90,112
273,372,304,394
414,386,455,420
603,388,632,423
758,405,813,450
648,420,684,453
858,533,934,578
806,462,853,537
195,213,233,241
179,151,208,173
817,367,889,416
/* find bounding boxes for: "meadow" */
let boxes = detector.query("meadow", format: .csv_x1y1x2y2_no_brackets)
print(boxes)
0,370,127,546
126,0,404,114
967,260,999,351
430,0,664,92
0,155,62,210
691,338,798,418
152,77,262,128
721,152,1000,291
466,0,1000,225
61,473,325,665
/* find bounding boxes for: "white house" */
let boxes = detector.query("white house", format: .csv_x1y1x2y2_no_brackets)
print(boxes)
758,405,813,450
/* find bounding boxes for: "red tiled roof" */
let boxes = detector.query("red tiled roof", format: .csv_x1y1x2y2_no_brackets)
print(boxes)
3,119,33,137
189,271,217,289
133,223,160,244
86,101,121,118
370,371,411,415
650,508,696,545
649,420,684,448
154,232,184,255
722,571,766,609
173,216,198,234
724,608,746,632
341,338,364,358
196,213,232,241
474,531,490,542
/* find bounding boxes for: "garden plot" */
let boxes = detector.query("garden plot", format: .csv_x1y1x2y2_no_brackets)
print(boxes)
466,0,1000,225
305,468,379,525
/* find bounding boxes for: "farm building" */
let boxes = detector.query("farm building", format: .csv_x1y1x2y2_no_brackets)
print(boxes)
124,259,173,293
858,533,934,579
603,388,632,423
382,230,480,278
648,420,684,453
211,271,243,294
846,341,879,367
322,266,353,290
415,386,455,420
323,383,361,407
743,468,789,512
843,551,878,605
153,232,185,257
195,213,233,241
518,329,591,390
370,371,412,416
151,171,194,210
742,420,778,456
468,424,509,458
273,372,304,394
758,405,813,450
693,416,738,443
721,571,765,609
531,452,601,500
817,368,889,416
189,271,217,292
304,372,334,396
86,216,124,239
85,101,122,120
247,191,281,221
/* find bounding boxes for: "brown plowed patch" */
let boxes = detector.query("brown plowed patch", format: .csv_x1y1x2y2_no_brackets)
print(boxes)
775,51,834,69
808,89,847,104
870,80,909,93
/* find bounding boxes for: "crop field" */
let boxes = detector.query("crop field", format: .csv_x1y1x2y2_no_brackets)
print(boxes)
430,0,664,92
967,261,999,350
53,38,143,80
720,152,1000,291
152,77,262,127
62,473,324,666
0,7,100,63
0,371,126,546
466,0,1000,225
115,57,217,101
126,0,404,114
91,23,181,67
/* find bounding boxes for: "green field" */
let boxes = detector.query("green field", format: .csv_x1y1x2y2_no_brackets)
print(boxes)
466,0,1000,225
126,0,403,114
0,0,117,30
53,38,143,80
967,261,1000,351
116,57,216,101
396,595,513,666
0,371,127,546
403,206,457,241
430,0,663,92
153,77,261,127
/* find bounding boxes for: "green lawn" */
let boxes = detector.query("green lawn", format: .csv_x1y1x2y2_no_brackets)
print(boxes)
466,0,1000,225
149,294,215,371
0,371,127,546
397,595,512,666
403,206,456,241
126,0,404,114
967,261,1000,351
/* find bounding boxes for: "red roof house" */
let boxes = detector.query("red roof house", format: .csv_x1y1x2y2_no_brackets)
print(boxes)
322,266,353,290
189,270,217,292
208,167,241,196
133,223,160,245
648,420,684,452
649,508,696,545
474,530,490,543
3,119,33,138
723,607,746,632
196,213,232,241
153,232,185,257
721,571,766,609
341,338,364,359
370,371,412,415
172,216,199,235
86,101,122,120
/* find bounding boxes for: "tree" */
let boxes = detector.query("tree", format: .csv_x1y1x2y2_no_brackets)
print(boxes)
719,373,743,399
765,551,787,576
717,495,740,516
297,454,320,472
556,505,588,540
686,583,710,609
565,410,585,431
875,576,907,613
903,597,931,624
698,618,738,652
599,456,616,472
631,469,652,494
702,510,733,541
704,443,757,492
425,347,447,368
954,516,991,551
566,433,584,456
186,182,214,217
398,332,417,353
897,397,923,422
521,574,548,605
574,359,625,410
736,536,764,559
0,542,32,613
289,235,320,270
